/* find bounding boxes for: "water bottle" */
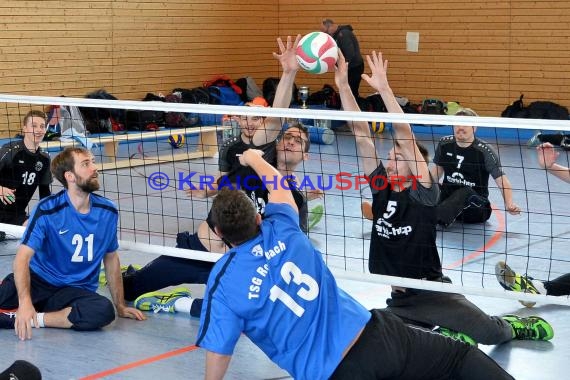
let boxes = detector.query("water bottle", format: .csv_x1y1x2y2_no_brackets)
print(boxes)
222,116,236,140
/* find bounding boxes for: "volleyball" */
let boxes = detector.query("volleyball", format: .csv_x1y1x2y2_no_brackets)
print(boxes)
168,134,185,148
296,32,338,74
371,121,385,134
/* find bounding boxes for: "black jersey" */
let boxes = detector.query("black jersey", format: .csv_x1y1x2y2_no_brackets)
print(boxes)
433,136,504,200
368,162,442,280
0,140,51,217
212,137,307,232
218,136,277,176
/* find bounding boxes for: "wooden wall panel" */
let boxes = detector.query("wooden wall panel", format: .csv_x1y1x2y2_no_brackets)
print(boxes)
1,1,570,136
278,0,570,117
0,0,280,136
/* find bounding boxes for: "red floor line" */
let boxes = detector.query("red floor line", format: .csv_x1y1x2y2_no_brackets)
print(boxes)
444,205,505,270
79,345,199,380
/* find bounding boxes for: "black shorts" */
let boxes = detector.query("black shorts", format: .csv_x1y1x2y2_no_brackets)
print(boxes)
0,211,28,226
330,309,485,380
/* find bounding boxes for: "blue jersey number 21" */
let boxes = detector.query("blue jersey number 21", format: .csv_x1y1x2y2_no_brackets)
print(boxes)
269,261,319,317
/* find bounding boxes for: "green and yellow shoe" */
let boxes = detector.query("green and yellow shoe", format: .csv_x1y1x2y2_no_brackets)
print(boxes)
495,261,539,307
98,264,142,288
134,287,192,314
503,314,554,341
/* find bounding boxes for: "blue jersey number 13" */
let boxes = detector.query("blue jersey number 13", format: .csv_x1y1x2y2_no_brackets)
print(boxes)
269,261,319,317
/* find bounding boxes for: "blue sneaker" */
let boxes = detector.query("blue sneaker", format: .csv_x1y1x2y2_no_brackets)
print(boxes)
134,287,191,314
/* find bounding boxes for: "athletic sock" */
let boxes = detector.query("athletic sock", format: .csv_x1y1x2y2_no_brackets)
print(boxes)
532,279,547,295
173,296,194,314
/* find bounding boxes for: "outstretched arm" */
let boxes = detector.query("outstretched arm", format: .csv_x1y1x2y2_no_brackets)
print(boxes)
361,51,431,186
537,142,570,183
335,51,379,177
252,35,301,146
239,149,297,212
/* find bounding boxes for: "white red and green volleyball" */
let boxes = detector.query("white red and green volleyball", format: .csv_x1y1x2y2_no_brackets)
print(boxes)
296,32,338,74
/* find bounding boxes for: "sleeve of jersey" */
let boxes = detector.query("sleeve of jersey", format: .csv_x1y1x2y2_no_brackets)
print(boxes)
196,284,243,355
482,144,505,179
367,162,387,197
40,162,53,185
409,178,440,206
432,140,443,165
21,206,47,251
106,211,120,253
265,203,299,229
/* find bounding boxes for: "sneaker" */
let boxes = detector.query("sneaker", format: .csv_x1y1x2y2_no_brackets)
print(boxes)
134,287,191,314
526,131,541,147
0,311,17,329
308,204,324,231
433,326,477,346
99,264,142,287
495,261,539,307
4,360,42,380
361,201,373,221
502,314,554,341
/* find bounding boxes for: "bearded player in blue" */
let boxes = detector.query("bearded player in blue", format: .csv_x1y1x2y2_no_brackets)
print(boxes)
0,147,145,340
196,149,514,380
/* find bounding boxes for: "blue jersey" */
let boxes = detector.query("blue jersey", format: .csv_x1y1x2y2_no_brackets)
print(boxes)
196,203,370,380
22,190,119,292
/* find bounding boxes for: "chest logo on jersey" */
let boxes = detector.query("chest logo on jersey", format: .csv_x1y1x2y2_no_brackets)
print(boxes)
447,172,475,187
35,161,43,172
375,218,413,238
248,263,269,300
251,244,263,257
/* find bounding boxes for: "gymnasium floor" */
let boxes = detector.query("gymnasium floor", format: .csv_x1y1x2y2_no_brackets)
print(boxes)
1,129,569,379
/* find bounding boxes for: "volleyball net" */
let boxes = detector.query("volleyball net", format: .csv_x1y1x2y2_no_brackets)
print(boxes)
1,93,569,307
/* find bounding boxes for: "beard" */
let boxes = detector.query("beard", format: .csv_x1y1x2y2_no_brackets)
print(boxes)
77,176,100,193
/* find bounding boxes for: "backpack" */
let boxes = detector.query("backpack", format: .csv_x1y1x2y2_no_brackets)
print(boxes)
207,86,243,106
125,110,164,131
80,89,126,133
366,94,387,112
163,93,198,128
203,75,243,96
501,95,527,118
235,76,263,102
421,98,447,115
173,87,211,104
526,101,569,120
307,84,341,109
502,95,569,119
262,77,299,106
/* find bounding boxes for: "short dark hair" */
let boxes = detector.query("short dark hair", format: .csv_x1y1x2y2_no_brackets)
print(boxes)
284,122,311,152
210,188,259,245
51,147,90,188
394,140,430,164
23,110,47,126
322,18,334,27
